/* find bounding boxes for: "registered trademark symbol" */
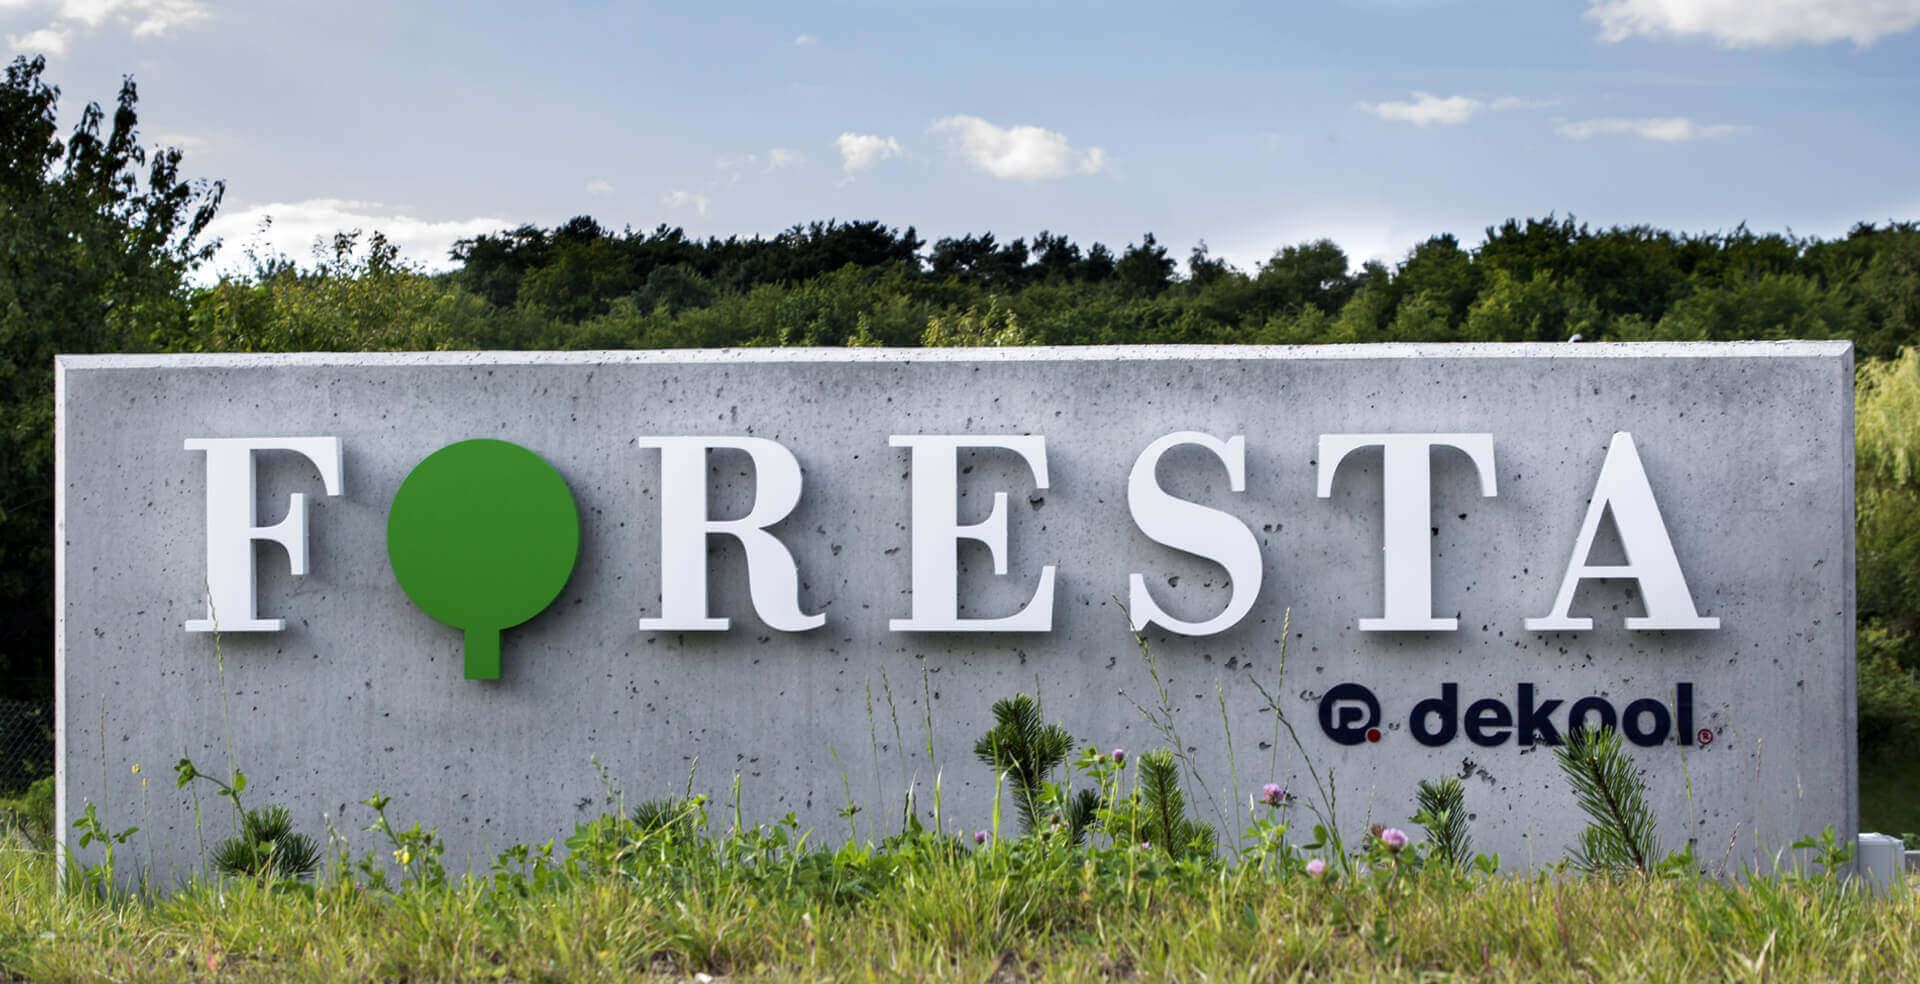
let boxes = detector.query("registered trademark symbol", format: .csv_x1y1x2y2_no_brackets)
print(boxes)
1366,727,1382,743
1696,728,1714,746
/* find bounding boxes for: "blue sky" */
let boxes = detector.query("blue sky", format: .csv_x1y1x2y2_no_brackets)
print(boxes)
8,0,1920,275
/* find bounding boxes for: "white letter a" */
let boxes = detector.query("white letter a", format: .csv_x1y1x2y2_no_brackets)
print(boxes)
1527,432,1718,631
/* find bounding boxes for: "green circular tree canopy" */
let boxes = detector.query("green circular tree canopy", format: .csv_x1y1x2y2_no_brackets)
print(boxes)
387,439,581,680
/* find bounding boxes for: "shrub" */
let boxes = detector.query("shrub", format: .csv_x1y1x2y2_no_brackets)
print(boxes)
211,805,321,881
1860,629,1920,762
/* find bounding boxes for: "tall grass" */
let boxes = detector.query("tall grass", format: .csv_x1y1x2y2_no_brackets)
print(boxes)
0,829,1914,982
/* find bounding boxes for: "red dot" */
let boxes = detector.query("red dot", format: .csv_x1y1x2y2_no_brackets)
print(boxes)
1366,727,1382,743
1696,728,1714,746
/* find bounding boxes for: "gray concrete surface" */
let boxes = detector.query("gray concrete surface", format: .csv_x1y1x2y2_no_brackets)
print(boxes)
55,343,1855,882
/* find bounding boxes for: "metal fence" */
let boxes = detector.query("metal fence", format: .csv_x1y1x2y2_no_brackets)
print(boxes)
0,700,52,795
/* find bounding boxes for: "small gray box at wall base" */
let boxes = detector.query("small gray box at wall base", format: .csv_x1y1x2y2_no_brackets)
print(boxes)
56,343,1854,881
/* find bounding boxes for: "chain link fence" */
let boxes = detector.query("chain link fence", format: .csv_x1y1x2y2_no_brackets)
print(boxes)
0,700,52,795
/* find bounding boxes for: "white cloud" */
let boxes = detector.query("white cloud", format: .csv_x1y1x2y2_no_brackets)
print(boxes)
1360,92,1484,126
1555,116,1746,141
928,115,1107,180
202,198,510,275
835,132,904,174
1358,91,1551,127
584,179,614,195
4,0,208,54
792,33,817,46
1586,0,1920,46
6,24,68,53
662,189,710,215
717,147,806,183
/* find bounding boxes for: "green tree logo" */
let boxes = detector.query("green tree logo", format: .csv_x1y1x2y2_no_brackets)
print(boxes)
387,439,581,680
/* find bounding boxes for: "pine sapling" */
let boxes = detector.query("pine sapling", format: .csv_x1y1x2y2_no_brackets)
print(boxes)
1138,749,1217,859
973,693,1076,835
1413,776,1473,869
1555,726,1660,874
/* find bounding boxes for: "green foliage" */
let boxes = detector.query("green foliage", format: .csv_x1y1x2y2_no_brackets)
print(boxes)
1554,727,1660,875
1857,351,1920,642
7,806,1917,981
175,756,320,882
1788,825,1855,878
169,232,489,352
1114,232,1176,295
630,797,702,841
921,296,1035,346
359,790,446,890
0,56,221,698
0,775,52,848
969,694,1217,857
157,214,1920,366
1412,776,1473,870
1132,750,1217,860
1463,269,1604,341
1647,273,1861,342
174,756,246,806
211,806,321,882
1862,755,1920,838
68,800,138,896
1858,349,1920,490
1853,350,1920,761
972,694,1075,835
1860,633,1920,760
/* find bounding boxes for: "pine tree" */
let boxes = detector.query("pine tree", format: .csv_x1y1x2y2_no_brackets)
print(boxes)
1413,776,1473,869
1555,727,1660,874
973,694,1074,834
1137,749,1216,859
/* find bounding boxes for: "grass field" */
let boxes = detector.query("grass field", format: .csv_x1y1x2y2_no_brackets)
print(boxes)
0,802,1917,983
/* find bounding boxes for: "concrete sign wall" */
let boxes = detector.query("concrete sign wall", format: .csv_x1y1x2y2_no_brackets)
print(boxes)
56,343,1854,880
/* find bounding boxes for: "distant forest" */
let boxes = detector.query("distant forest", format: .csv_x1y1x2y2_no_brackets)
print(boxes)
182,213,1920,357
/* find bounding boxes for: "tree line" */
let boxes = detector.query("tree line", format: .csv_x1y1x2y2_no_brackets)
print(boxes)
437,214,1918,354
168,211,1920,360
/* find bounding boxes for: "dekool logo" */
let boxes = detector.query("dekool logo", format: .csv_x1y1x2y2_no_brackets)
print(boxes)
1318,683,1383,746
1317,682,1704,748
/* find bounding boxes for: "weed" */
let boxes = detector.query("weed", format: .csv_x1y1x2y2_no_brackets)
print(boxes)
358,791,446,890
67,800,136,896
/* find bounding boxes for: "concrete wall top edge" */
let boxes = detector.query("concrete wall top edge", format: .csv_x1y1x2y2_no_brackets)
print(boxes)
54,339,1853,372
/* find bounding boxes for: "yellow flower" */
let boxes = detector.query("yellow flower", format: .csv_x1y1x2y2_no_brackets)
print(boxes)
394,847,411,866
130,764,141,775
